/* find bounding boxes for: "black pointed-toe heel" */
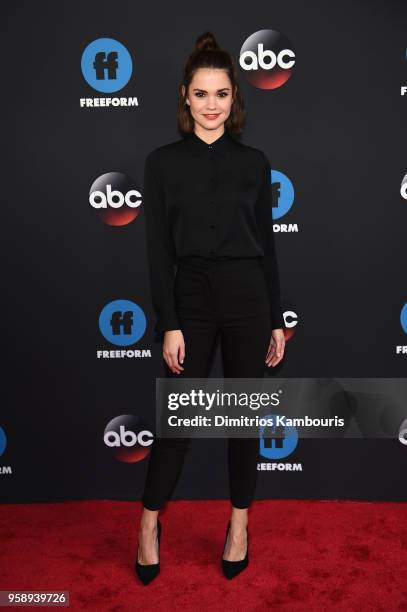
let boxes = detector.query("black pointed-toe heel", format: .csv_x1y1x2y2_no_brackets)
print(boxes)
135,519,161,585
222,520,249,580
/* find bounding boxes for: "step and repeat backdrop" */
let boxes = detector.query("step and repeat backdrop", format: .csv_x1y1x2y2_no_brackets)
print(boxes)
2,0,407,503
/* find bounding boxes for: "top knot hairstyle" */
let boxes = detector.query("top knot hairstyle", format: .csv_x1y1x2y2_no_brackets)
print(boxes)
177,31,246,134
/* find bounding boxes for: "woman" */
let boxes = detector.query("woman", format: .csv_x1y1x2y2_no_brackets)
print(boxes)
136,31,286,585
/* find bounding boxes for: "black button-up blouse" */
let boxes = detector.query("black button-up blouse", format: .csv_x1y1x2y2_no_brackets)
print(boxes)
143,128,284,334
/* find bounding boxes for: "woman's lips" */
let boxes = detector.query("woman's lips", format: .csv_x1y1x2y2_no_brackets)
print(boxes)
203,114,220,120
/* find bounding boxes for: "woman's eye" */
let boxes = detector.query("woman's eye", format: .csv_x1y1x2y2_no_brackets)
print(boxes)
194,92,228,97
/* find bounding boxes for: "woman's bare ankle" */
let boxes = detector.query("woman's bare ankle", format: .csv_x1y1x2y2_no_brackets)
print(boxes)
230,506,249,530
140,508,159,529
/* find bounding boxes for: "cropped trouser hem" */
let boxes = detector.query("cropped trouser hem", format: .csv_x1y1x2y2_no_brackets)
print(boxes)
141,436,260,511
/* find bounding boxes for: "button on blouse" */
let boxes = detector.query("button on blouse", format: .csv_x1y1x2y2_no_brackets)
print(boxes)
143,128,284,334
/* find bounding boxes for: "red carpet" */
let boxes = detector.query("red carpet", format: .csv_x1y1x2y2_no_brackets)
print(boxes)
1,500,406,611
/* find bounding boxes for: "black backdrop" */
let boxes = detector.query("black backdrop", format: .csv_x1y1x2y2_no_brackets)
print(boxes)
2,0,407,503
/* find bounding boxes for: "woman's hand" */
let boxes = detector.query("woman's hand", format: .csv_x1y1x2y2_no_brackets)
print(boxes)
163,330,185,374
265,328,285,368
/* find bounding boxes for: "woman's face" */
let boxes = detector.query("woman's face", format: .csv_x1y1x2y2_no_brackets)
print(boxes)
184,68,234,132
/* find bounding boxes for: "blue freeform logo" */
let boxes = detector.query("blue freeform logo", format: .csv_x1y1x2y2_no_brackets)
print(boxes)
401,303,407,334
81,38,133,93
99,299,147,346
259,414,298,459
0,427,7,456
270,170,294,220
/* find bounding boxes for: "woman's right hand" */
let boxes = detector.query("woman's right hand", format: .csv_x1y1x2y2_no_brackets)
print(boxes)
163,330,185,374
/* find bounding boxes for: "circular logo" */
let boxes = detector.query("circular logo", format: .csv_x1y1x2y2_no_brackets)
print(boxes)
399,419,407,446
104,415,154,462
259,414,298,459
239,29,295,90
401,303,407,334
99,299,147,346
0,427,7,456
270,170,295,220
401,173,407,200
81,38,133,93
89,172,142,226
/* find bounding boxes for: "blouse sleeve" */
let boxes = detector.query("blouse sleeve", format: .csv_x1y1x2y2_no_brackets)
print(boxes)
143,151,180,334
254,152,285,330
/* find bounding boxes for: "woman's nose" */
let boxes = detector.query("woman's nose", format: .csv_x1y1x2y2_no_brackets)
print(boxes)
206,97,218,109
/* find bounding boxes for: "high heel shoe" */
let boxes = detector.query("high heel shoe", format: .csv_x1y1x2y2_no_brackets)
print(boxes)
135,519,161,585
221,520,249,580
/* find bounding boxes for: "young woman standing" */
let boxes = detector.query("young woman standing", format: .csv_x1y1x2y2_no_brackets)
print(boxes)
136,31,286,585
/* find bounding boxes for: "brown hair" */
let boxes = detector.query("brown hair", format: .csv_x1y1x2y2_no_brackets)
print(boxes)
177,31,246,134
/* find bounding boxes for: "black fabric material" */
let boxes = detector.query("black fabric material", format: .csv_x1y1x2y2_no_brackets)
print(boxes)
141,257,273,510
142,129,284,333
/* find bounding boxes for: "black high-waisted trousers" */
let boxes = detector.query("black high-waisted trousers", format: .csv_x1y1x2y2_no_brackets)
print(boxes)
141,255,272,510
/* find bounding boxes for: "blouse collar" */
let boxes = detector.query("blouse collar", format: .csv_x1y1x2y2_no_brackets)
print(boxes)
184,128,238,156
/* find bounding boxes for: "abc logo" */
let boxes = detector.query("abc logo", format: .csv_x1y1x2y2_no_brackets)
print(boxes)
89,172,142,226
401,174,407,200
104,415,154,462
239,29,295,90
105,425,152,447
399,418,407,446
90,185,141,209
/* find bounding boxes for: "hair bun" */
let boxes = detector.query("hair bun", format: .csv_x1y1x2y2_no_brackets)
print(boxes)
195,31,220,52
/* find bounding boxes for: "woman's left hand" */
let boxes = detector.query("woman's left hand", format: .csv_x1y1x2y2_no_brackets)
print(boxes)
265,328,286,368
